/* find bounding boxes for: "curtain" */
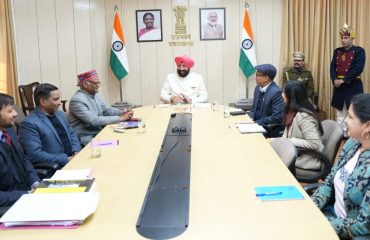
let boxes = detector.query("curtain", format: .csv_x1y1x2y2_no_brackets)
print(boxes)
0,0,19,103
279,0,370,119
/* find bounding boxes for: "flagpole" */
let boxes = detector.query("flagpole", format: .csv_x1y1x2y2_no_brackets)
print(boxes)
245,1,249,98
114,5,123,102
119,81,123,102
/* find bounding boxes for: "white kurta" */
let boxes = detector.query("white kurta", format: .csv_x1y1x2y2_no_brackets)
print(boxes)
160,72,208,103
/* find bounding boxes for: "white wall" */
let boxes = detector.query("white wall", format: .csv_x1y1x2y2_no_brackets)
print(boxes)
12,0,283,106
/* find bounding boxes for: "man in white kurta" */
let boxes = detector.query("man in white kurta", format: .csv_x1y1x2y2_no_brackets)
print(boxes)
160,55,208,104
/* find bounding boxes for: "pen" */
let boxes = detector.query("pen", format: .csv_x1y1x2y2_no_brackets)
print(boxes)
97,142,116,146
256,191,282,197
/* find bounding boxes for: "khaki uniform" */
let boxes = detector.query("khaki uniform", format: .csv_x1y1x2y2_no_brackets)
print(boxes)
282,68,314,99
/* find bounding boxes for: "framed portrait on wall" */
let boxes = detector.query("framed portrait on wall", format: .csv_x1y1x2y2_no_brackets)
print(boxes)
136,9,163,42
200,8,226,40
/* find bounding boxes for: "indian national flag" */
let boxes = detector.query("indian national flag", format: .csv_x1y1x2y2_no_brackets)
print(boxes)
239,8,257,78
110,12,129,80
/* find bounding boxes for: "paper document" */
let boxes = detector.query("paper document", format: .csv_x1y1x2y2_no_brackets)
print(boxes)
255,185,304,201
236,123,266,134
34,178,96,194
0,192,99,227
50,169,93,180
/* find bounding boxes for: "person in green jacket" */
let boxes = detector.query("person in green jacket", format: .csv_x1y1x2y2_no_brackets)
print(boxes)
282,52,314,101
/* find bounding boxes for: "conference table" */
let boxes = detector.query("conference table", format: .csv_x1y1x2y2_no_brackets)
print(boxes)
4,105,338,239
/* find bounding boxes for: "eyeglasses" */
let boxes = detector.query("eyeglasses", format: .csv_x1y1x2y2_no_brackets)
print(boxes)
86,80,101,86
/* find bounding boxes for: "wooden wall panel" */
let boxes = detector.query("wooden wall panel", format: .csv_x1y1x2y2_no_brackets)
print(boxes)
55,0,78,101
73,0,93,72
13,0,283,106
13,0,41,84
156,0,173,100
121,0,142,105
138,0,158,105
91,0,110,101
35,0,60,87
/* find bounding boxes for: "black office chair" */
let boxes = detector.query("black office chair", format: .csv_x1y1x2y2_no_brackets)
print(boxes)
296,120,343,183
263,123,285,138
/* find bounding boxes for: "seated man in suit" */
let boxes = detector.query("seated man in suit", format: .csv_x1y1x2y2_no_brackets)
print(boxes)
0,93,40,212
19,83,81,167
248,64,284,137
69,69,134,145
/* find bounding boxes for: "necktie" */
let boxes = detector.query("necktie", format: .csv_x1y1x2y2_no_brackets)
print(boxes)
2,130,11,145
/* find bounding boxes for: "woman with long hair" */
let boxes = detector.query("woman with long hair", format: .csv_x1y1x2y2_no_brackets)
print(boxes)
312,93,370,238
281,80,324,171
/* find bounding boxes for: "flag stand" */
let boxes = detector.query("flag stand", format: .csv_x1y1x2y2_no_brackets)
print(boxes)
111,6,131,109
119,80,123,102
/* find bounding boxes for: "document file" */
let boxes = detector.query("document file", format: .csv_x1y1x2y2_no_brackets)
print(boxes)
0,192,99,227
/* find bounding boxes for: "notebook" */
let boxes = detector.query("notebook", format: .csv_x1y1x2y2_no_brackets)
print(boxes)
236,123,266,134
254,185,304,201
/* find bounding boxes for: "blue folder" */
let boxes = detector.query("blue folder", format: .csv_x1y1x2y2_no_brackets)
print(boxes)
254,185,304,201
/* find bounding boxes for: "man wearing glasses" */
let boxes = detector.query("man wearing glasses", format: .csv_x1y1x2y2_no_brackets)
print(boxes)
69,69,134,145
248,64,284,137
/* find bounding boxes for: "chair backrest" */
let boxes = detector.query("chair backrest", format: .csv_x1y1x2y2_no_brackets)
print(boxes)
18,82,40,115
321,120,343,164
271,138,297,173
13,105,26,134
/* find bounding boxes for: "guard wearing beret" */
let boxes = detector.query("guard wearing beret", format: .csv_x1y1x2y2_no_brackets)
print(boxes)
330,24,366,133
160,55,208,104
282,52,314,100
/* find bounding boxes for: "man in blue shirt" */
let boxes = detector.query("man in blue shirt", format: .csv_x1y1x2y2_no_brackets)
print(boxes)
19,83,81,166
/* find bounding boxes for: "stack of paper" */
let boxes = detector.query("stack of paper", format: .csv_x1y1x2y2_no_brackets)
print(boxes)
236,123,266,134
50,169,93,180
0,192,99,227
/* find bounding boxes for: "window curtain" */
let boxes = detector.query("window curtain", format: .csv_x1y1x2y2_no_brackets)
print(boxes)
279,0,370,119
0,0,19,102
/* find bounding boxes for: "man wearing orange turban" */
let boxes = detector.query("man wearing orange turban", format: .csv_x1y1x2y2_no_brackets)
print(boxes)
160,55,208,104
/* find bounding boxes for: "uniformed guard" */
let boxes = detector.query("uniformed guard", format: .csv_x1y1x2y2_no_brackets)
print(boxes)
330,24,366,134
282,51,314,100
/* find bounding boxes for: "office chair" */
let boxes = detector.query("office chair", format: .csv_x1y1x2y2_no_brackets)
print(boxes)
18,82,39,115
295,120,343,183
18,82,68,115
264,123,285,138
270,138,297,174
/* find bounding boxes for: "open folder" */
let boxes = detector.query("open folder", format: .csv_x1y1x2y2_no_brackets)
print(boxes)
0,192,99,227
